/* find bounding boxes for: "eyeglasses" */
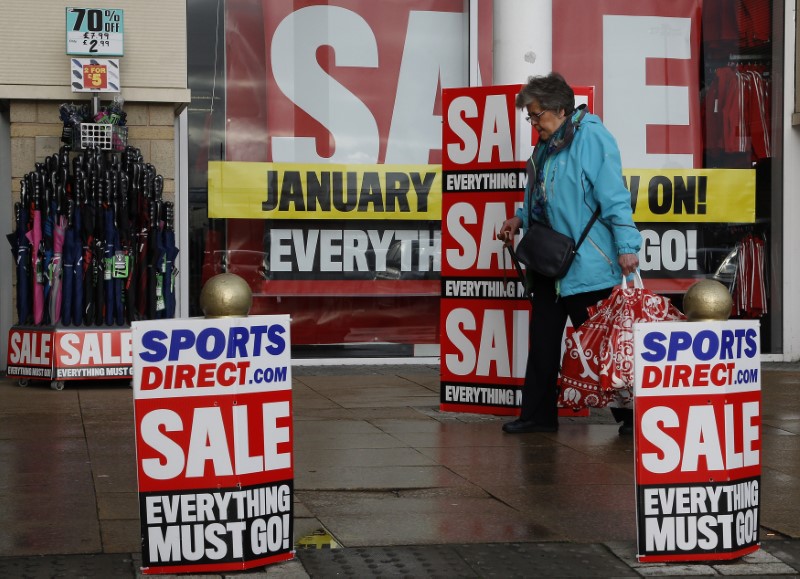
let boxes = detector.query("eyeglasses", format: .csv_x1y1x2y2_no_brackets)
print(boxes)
525,109,548,124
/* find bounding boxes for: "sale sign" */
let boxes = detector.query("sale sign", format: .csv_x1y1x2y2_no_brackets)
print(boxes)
6,327,134,382
53,328,132,379
209,0,494,345
633,320,761,562
66,7,124,56
440,85,594,416
5,328,53,379
132,316,293,574
440,85,530,414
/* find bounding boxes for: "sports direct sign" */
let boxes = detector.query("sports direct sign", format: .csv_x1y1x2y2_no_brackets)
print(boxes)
131,316,293,574
633,320,761,562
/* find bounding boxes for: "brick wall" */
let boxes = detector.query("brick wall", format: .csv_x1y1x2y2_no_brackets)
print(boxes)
9,100,176,204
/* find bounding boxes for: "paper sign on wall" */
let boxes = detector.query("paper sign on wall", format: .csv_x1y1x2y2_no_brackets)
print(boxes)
70,58,120,92
66,7,124,56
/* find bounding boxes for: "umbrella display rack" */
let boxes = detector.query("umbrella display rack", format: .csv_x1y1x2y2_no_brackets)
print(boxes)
74,123,128,152
6,102,179,390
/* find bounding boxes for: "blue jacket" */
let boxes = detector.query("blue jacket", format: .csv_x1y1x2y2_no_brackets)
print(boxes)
516,110,641,297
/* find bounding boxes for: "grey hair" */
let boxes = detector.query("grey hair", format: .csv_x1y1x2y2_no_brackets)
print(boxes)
515,72,575,114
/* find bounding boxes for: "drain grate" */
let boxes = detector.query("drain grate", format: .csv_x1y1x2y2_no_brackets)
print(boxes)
455,542,638,577
0,554,135,578
297,545,477,577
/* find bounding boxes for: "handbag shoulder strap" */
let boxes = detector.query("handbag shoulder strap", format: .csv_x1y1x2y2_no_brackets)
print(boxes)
574,207,601,252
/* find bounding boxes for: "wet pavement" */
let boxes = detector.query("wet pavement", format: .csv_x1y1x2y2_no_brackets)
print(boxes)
0,362,799,577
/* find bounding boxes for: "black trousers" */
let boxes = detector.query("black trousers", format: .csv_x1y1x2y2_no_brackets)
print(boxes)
519,274,614,426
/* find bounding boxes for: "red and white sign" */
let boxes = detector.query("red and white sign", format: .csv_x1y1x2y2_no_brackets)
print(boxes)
552,0,741,294
53,328,132,379
132,315,293,574
554,0,703,169
439,85,593,416
70,58,120,92
440,85,528,413
6,327,133,381
633,320,761,562
216,0,494,345
6,328,53,379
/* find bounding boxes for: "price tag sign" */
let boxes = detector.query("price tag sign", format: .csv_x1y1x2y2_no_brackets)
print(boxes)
66,7,124,56
71,58,120,92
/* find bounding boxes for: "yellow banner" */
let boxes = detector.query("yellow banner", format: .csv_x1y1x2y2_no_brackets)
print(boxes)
208,162,442,220
626,168,755,223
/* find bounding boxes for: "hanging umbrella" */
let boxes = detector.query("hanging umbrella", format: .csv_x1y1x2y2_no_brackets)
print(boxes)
134,224,148,320
26,182,44,325
7,199,32,325
162,202,179,319
104,204,119,326
104,171,127,327
135,164,154,319
39,157,59,325
91,174,106,326
61,200,76,326
146,199,163,320
151,175,166,319
59,199,75,326
82,237,96,325
78,172,95,325
49,176,68,325
71,205,85,326
49,213,67,325
93,234,105,326
116,172,136,325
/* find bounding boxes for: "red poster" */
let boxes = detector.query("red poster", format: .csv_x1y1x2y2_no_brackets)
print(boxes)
83,64,108,89
552,0,729,294
553,0,703,168
218,0,494,344
52,328,132,380
440,194,522,279
440,297,528,414
132,316,294,574
5,328,53,379
440,85,594,415
633,321,761,562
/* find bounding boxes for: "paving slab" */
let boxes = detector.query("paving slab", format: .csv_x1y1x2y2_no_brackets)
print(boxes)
763,539,800,569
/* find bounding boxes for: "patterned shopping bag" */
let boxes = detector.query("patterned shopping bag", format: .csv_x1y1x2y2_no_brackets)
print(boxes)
559,274,685,410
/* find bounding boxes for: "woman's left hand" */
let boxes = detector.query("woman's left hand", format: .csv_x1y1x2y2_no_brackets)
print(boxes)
618,253,639,276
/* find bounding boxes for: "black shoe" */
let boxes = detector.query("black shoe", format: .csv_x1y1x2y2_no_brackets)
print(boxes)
502,419,558,434
612,407,634,435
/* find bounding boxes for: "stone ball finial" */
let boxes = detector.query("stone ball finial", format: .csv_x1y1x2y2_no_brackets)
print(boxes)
683,279,733,322
199,273,252,318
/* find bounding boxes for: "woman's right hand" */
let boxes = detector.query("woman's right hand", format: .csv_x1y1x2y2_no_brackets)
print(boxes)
497,216,523,245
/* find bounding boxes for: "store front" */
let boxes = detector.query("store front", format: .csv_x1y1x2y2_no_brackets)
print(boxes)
184,0,792,359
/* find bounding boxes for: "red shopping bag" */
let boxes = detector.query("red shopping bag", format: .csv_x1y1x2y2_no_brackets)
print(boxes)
559,274,685,410
559,304,617,409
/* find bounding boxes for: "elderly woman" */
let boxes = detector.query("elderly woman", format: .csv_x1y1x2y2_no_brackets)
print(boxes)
498,72,642,435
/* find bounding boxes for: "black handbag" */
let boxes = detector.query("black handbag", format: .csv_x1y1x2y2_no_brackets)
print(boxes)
513,208,601,278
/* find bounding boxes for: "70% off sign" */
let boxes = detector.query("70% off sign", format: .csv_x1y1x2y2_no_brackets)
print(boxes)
66,7,124,56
